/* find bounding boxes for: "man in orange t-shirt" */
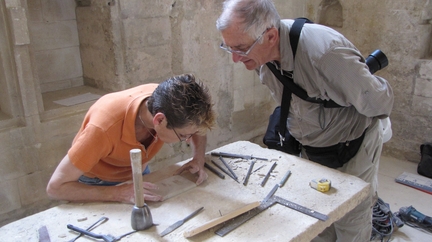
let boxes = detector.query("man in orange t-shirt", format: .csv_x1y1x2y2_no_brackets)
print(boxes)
47,74,215,204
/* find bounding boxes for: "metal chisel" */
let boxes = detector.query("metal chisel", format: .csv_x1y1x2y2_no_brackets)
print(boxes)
160,207,204,237
211,151,268,161
243,159,256,186
260,161,277,187
262,170,291,202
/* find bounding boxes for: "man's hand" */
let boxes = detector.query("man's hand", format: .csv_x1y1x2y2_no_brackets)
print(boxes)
118,182,163,204
175,158,208,185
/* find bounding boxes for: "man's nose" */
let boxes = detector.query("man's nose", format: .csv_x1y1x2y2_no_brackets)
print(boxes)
232,53,243,63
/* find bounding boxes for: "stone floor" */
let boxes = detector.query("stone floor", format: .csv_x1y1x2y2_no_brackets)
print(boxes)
375,156,432,241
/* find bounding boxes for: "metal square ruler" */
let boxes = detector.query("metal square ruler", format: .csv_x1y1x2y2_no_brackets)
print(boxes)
395,172,432,195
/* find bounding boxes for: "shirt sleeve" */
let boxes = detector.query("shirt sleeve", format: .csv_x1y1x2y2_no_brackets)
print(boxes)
317,47,394,118
68,124,113,172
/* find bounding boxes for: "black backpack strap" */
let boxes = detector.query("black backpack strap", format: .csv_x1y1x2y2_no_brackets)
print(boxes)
267,18,309,141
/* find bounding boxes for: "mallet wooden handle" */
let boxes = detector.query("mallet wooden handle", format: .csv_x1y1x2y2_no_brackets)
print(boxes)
130,149,145,207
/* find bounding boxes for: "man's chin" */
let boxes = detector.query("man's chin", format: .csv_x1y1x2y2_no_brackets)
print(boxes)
242,60,258,70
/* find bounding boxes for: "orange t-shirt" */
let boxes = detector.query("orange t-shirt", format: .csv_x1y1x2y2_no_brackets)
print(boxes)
68,84,164,182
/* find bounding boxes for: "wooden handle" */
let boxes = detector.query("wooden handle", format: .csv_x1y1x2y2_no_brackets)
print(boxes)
183,201,260,238
130,149,144,207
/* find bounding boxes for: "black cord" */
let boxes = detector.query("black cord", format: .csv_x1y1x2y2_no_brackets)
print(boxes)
371,198,399,242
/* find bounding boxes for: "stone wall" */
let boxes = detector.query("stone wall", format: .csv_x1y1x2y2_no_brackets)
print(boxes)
0,0,431,226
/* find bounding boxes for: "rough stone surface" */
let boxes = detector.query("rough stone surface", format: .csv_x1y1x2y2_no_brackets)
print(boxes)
1,0,432,227
0,141,370,242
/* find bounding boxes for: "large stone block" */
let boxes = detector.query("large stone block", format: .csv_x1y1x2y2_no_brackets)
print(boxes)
29,20,79,51
418,60,432,79
27,0,43,22
414,77,432,98
18,171,46,206
40,0,76,22
124,45,172,85
35,46,83,84
9,7,30,45
120,0,174,19
0,179,20,214
123,17,171,48
412,95,432,116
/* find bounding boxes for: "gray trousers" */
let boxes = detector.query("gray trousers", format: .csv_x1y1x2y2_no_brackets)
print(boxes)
306,118,383,242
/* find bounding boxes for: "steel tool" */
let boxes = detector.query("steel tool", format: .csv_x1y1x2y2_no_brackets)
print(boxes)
160,207,204,237
252,164,266,173
260,161,277,187
204,162,225,179
243,159,256,186
211,151,268,161
38,226,51,242
211,160,238,183
262,170,291,202
67,224,137,242
130,149,153,230
68,216,108,242
218,156,238,181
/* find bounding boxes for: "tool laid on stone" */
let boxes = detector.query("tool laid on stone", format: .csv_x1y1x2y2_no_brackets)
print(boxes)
67,224,137,242
262,170,291,202
38,225,51,242
130,149,153,230
160,207,204,237
253,164,266,173
309,178,331,192
395,171,432,194
260,161,277,187
215,186,328,236
204,162,225,179
243,159,256,186
183,201,260,238
68,216,108,242
218,156,239,181
211,160,239,182
211,151,268,161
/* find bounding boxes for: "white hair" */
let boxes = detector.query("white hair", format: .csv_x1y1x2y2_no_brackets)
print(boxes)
216,0,281,41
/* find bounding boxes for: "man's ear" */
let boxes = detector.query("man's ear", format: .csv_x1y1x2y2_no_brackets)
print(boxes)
153,112,166,126
266,27,279,47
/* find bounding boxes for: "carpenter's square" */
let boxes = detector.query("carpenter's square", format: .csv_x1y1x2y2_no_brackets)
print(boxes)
211,151,268,161
262,170,291,202
215,195,328,236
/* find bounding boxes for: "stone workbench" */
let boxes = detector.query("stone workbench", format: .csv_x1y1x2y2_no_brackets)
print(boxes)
0,141,370,241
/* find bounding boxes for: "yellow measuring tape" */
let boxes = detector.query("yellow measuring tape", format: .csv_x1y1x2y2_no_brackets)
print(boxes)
309,178,331,192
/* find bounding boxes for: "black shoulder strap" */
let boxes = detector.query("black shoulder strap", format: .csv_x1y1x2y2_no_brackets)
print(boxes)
266,18,309,141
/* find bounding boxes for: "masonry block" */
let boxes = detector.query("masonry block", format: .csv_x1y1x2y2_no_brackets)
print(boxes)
9,7,30,45
0,179,20,214
120,0,173,19
124,45,172,86
418,60,432,78
18,171,46,206
40,0,76,22
123,16,171,48
29,20,79,51
414,77,432,97
35,46,83,84
412,95,432,116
